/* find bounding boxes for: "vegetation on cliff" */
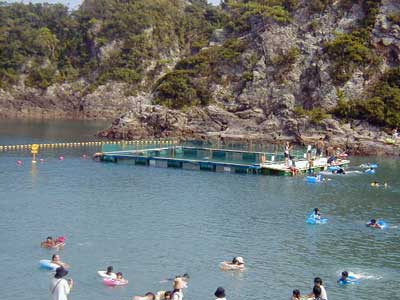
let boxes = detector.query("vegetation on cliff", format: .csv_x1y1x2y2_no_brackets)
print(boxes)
0,0,223,90
1,0,400,130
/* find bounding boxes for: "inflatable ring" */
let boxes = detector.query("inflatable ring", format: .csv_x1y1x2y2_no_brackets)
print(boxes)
328,166,340,171
103,278,128,286
365,169,376,174
39,260,59,270
98,270,117,279
377,221,387,229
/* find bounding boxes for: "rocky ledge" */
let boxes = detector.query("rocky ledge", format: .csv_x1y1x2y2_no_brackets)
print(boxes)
98,103,400,156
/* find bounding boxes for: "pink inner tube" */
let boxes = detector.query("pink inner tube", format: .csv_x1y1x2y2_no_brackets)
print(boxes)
103,278,128,286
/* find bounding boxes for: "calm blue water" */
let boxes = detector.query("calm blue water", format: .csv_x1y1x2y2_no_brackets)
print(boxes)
0,121,399,300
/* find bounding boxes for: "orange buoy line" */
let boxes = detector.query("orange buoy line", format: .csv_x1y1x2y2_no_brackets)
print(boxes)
0,140,178,152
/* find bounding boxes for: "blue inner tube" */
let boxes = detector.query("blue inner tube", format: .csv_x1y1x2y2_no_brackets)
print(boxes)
365,169,376,174
369,164,378,168
306,176,321,183
328,166,340,171
377,221,387,229
339,278,360,285
307,214,328,224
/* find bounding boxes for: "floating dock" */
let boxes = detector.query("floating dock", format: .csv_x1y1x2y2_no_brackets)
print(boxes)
98,144,349,176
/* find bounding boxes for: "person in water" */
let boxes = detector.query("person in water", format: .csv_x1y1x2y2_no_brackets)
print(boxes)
311,286,323,300
214,287,226,300
291,289,301,300
338,271,350,284
133,292,156,300
51,254,70,269
42,237,56,248
171,278,185,300
367,219,382,228
308,277,327,300
333,167,345,174
50,267,73,300
105,266,116,278
115,272,128,283
313,208,321,220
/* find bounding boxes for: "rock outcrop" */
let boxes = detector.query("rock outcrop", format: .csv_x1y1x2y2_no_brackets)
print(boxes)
1,0,400,155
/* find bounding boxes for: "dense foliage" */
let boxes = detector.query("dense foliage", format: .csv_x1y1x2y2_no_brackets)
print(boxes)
154,38,250,109
0,0,222,89
323,0,381,84
333,68,400,128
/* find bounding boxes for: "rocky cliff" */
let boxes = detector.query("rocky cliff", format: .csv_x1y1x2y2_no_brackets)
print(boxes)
1,0,400,155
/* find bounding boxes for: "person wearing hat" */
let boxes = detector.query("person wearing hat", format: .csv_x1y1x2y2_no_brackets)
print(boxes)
50,266,73,300
220,256,245,270
214,287,226,300
170,278,185,300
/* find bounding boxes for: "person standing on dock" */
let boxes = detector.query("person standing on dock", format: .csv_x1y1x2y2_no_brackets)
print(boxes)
284,142,291,167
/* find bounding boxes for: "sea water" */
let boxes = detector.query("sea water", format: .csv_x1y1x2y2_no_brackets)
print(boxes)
0,120,399,300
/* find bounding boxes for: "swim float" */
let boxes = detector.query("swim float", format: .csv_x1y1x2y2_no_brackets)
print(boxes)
339,272,360,285
98,270,117,279
103,278,128,286
39,260,59,271
306,175,322,183
328,166,340,171
360,163,378,169
306,213,327,225
377,221,387,229
339,277,360,285
365,169,376,174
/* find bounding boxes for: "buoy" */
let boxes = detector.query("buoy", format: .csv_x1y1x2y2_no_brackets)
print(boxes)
59,156,64,161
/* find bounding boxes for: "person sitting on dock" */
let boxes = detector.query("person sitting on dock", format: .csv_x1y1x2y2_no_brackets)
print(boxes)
367,219,382,229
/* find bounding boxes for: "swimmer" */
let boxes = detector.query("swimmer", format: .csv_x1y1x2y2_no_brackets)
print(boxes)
51,254,70,269
371,181,380,187
291,289,301,300
313,208,321,220
220,256,245,270
333,167,345,174
308,277,327,300
366,219,382,229
160,273,189,289
41,237,56,248
311,286,323,300
156,291,172,300
115,272,128,284
105,266,116,278
338,271,350,284
171,278,185,300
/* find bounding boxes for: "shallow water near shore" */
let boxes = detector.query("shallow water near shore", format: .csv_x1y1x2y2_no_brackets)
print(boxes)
0,120,399,300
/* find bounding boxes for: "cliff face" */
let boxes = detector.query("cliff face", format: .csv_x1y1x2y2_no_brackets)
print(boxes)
1,1,400,154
